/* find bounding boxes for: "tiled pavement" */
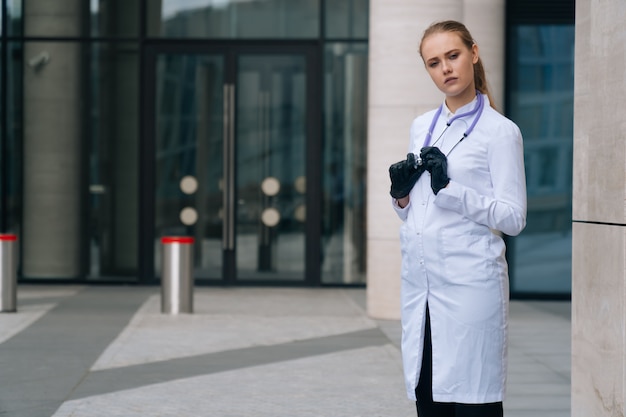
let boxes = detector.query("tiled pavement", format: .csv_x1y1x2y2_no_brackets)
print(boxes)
0,286,570,417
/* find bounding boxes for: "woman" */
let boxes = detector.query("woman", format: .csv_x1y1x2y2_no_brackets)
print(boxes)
388,21,527,416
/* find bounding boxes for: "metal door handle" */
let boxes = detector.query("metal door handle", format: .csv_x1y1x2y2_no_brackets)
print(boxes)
223,84,235,250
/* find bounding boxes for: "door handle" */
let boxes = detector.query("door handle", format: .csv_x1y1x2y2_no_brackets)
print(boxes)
222,83,235,250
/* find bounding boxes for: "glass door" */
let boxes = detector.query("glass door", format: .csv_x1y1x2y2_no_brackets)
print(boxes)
152,52,225,280
147,45,317,284
234,54,307,281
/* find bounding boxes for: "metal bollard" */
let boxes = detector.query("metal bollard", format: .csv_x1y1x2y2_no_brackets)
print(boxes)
161,236,195,314
0,234,17,313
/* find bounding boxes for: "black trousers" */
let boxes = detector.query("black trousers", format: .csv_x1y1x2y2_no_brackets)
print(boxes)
415,307,503,417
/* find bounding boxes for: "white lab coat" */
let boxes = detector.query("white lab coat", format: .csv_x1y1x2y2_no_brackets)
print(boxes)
393,95,527,403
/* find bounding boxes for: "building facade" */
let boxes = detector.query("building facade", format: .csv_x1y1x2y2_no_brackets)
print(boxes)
1,0,369,286
0,1,573,302
572,0,626,413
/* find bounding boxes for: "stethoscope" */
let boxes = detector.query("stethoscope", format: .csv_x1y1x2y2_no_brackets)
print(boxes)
416,91,485,166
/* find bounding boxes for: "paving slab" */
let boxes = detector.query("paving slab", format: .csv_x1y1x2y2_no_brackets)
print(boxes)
0,286,571,417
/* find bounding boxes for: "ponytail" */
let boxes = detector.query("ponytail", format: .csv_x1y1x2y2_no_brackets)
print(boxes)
473,57,496,109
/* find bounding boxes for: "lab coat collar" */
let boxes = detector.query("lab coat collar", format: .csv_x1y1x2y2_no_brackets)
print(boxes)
443,94,489,120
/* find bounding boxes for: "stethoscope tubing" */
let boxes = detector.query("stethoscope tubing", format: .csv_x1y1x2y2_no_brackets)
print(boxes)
422,91,485,148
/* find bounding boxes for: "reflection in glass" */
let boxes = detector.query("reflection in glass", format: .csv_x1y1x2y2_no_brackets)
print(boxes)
261,177,281,197
7,0,22,36
154,54,225,280
89,0,140,37
180,176,199,195
4,43,22,242
1,44,25,235
0,45,3,230
325,0,369,39
508,25,574,294
89,43,140,278
322,43,368,284
148,0,319,39
180,207,199,226
236,55,306,280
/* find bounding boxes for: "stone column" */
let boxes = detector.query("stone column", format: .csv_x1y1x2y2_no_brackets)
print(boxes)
366,0,505,319
463,0,506,108
22,1,85,278
572,0,626,414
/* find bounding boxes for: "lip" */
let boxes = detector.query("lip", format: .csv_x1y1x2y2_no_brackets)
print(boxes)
444,77,458,84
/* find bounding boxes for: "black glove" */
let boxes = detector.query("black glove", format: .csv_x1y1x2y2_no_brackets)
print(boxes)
420,146,450,195
389,153,425,199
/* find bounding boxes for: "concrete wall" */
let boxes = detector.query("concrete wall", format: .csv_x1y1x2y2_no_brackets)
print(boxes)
22,1,85,278
366,0,505,319
571,0,626,415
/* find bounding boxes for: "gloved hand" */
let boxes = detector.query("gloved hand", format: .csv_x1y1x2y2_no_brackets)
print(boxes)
389,153,425,199
420,146,450,195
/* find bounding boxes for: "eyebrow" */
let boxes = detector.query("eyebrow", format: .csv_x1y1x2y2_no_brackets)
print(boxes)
426,48,462,63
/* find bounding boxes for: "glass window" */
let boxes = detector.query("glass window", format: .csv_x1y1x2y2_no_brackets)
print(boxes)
89,42,140,278
7,0,22,36
235,54,307,281
325,0,369,39
147,0,319,39
322,43,368,284
0,45,3,231
154,53,225,281
5,43,22,234
90,0,140,37
0,41,23,234
508,25,575,295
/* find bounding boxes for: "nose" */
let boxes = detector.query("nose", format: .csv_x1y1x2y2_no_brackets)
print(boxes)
442,60,452,74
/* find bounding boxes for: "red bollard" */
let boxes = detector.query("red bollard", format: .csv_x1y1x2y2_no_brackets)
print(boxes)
161,236,195,314
0,234,18,313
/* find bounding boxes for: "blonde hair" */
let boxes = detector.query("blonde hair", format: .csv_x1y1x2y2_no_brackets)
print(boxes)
419,20,496,109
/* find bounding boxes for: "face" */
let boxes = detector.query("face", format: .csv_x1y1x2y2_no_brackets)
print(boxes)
421,31,479,104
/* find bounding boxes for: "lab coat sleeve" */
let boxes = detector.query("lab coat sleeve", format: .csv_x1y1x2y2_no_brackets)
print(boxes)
391,198,412,221
433,121,527,236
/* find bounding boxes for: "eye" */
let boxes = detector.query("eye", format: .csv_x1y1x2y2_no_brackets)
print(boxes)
428,61,439,68
449,53,458,60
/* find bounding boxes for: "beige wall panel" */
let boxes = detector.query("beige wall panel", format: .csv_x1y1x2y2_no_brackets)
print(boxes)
572,1,626,415
571,222,625,416
573,0,626,224
367,0,460,319
572,0,591,224
368,0,461,108
463,0,505,109
366,239,403,319
572,91,592,221
368,106,420,240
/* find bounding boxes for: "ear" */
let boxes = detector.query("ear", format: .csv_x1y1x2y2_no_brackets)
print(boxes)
472,44,479,64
